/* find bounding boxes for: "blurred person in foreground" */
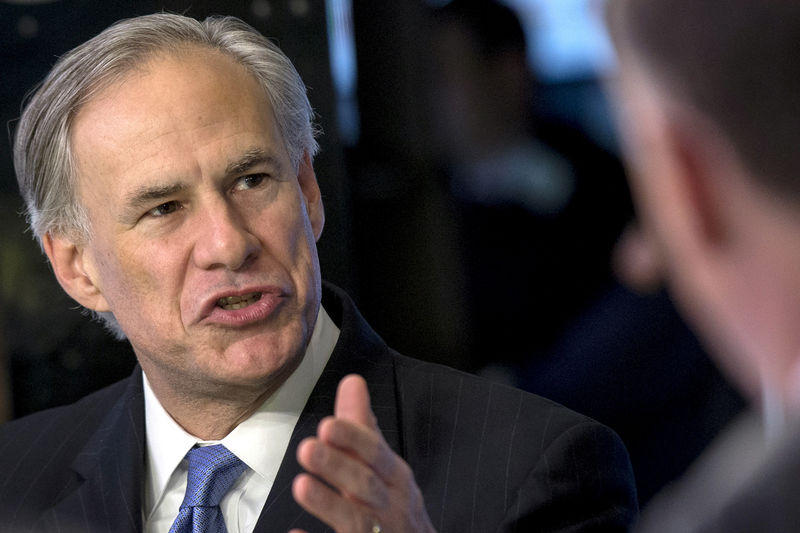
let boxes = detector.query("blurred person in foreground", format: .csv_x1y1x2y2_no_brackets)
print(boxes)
606,0,800,531
0,12,637,533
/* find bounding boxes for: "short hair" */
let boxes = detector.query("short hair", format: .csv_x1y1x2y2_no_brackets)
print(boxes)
14,12,319,244
606,0,800,198
12,13,320,337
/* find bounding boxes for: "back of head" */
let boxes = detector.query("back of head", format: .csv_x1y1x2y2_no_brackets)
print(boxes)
429,0,534,155
607,0,800,199
432,0,527,59
13,13,318,245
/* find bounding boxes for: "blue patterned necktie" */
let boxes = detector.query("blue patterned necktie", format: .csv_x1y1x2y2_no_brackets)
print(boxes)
169,444,248,533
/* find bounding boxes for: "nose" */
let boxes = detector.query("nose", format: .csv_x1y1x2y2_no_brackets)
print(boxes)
192,199,259,271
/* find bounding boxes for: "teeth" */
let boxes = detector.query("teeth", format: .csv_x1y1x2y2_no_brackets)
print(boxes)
217,292,261,310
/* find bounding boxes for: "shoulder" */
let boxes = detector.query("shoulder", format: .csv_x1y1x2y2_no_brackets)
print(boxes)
392,353,637,531
715,433,800,533
0,375,135,524
0,376,132,464
391,354,633,477
639,415,800,533
393,351,596,435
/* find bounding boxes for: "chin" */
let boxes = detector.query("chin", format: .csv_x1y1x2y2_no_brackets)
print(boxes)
219,333,305,379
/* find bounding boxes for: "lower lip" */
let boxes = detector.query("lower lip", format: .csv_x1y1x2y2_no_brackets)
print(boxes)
205,292,287,326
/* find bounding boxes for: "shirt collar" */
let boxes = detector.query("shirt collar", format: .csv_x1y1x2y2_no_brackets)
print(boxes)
143,304,340,514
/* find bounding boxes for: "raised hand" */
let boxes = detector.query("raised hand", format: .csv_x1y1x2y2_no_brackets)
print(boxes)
291,374,436,533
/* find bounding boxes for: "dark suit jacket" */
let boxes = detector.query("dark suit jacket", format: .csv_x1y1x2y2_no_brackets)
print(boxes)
636,412,800,533
0,283,637,532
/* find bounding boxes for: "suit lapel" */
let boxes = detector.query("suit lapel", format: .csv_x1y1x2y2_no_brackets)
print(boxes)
41,370,146,533
253,284,402,533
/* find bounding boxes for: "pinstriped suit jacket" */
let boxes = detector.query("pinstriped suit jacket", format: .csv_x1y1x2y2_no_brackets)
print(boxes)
0,282,637,532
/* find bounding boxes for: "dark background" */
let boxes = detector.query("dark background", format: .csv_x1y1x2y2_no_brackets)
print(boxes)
0,0,743,505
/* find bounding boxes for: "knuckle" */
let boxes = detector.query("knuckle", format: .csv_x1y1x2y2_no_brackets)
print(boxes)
349,468,388,509
390,455,413,482
343,504,372,533
310,441,329,467
363,470,385,500
398,457,413,478
373,443,394,473
311,442,347,474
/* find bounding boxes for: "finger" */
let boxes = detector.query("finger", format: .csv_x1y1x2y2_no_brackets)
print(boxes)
334,374,378,430
297,436,390,508
317,417,402,485
292,472,379,533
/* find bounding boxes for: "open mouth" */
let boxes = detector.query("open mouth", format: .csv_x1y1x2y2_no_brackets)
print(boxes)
216,292,262,310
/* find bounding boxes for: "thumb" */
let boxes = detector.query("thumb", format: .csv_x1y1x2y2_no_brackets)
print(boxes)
334,374,377,429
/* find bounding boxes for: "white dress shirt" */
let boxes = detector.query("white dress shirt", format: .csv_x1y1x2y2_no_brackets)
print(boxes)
143,306,340,533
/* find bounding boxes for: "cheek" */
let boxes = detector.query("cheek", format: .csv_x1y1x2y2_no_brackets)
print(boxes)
296,207,322,276
267,194,319,265
98,241,184,324
274,203,322,311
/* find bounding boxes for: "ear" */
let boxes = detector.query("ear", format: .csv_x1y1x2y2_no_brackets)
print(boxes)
662,110,727,247
297,151,325,241
612,59,727,257
42,232,111,312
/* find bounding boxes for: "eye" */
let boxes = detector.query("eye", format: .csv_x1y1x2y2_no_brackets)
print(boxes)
147,200,181,217
234,173,267,191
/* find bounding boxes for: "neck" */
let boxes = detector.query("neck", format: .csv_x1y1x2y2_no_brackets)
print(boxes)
168,389,274,440
143,360,300,441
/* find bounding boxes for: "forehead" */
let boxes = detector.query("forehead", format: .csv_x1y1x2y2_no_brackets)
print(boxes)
73,46,271,144
69,47,286,193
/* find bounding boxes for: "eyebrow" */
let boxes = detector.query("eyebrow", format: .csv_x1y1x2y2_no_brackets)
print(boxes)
119,148,283,219
124,182,188,212
225,148,282,177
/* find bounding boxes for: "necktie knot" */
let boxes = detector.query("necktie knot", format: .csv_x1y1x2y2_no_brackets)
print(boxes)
182,444,248,508
169,444,247,533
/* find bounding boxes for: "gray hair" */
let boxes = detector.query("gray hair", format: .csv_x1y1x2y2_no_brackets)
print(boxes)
13,13,320,338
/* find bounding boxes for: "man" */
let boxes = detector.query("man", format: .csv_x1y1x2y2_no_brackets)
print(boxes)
606,1,800,531
1,13,636,532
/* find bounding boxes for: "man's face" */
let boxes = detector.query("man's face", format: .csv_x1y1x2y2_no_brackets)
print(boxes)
67,47,324,399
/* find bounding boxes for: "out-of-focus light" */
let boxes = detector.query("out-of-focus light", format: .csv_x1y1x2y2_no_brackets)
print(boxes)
326,0,360,145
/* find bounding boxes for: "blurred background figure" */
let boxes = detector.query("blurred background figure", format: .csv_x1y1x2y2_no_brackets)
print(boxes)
606,0,800,530
428,0,632,373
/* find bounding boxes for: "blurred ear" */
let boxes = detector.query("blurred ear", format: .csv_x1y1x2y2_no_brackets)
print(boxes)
662,109,727,247
42,233,110,312
297,151,325,241
611,58,729,258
